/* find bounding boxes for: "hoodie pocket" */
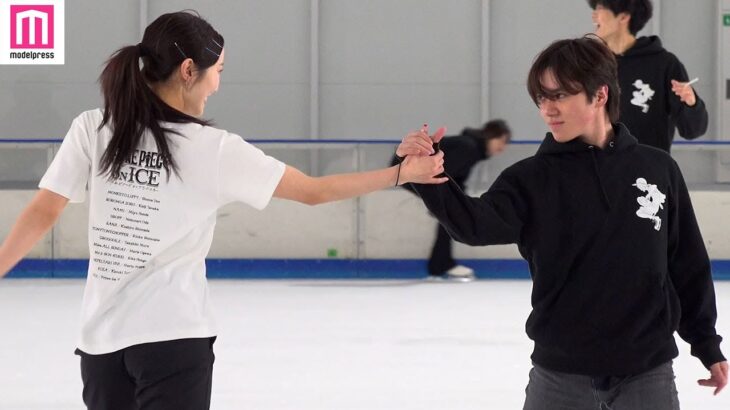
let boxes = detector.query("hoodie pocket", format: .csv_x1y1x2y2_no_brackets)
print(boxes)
646,271,680,343
659,276,682,334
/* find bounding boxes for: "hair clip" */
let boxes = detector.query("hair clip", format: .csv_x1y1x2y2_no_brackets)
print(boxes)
173,42,188,59
204,47,220,57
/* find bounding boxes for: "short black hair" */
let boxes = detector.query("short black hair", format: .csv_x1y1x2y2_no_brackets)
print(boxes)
588,0,653,35
527,35,620,123
482,119,511,141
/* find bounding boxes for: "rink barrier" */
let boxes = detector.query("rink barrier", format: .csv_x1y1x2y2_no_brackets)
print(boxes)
3,138,730,281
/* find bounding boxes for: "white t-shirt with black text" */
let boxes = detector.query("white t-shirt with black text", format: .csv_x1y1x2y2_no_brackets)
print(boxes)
39,109,285,354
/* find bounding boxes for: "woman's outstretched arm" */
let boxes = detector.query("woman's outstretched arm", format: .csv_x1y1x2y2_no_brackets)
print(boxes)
0,189,69,278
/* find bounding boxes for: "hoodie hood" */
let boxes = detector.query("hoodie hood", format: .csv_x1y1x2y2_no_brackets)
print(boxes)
536,123,638,155
621,35,665,58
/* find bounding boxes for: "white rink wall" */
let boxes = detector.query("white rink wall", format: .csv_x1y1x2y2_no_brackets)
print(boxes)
1,189,730,260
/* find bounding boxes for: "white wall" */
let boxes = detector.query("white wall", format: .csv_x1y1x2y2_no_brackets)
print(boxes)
0,0,724,184
2,189,729,260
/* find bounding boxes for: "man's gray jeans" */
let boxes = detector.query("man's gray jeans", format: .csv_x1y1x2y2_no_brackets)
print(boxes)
523,361,679,410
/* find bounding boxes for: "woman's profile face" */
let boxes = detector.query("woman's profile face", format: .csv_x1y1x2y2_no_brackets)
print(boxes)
185,48,225,117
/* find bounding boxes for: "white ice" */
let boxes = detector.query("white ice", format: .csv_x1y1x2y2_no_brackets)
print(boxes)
1,279,729,409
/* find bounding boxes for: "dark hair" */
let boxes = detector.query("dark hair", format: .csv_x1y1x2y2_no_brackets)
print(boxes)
526,35,620,123
98,10,224,180
588,0,653,35
482,119,511,141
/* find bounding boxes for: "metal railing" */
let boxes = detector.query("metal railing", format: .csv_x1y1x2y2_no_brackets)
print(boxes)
2,137,730,189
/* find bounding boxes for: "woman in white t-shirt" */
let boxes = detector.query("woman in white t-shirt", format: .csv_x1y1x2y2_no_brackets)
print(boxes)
0,11,445,410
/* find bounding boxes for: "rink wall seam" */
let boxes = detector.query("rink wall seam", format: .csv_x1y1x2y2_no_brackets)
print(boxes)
6,259,730,280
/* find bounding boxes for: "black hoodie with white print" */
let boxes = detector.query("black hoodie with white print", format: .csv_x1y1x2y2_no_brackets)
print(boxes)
410,123,724,376
617,36,708,152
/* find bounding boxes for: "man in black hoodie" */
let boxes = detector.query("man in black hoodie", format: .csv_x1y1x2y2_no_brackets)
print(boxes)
589,0,707,152
391,120,511,281
396,36,727,409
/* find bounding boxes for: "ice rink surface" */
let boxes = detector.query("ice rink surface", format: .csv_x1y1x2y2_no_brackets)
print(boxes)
1,279,728,409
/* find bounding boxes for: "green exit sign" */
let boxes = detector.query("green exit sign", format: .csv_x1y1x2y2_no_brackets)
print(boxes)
724,14,730,26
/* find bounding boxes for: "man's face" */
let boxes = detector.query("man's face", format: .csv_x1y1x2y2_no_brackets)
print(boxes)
536,70,599,143
592,4,627,40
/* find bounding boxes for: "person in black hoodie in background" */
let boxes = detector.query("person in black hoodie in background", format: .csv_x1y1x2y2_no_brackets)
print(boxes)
392,120,511,281
589,0,707,152
397,36,727,409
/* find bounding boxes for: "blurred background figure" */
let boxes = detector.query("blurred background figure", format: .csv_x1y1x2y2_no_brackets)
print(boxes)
392,120,511,281
588,0,708,152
